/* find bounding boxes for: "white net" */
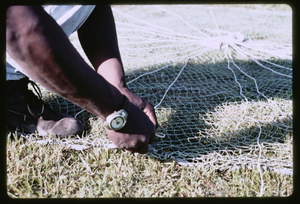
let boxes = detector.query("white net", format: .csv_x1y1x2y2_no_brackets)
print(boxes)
24,5,292,176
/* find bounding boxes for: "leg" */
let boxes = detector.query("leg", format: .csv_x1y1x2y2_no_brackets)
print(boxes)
6,75,85,137
6,6,87,137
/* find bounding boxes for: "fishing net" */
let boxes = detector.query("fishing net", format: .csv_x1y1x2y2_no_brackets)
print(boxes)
24,5,292,176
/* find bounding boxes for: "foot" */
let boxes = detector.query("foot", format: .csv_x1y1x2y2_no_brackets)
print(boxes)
6,77,84,137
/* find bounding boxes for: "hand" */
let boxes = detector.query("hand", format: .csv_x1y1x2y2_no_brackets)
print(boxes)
105,101,156,154
119,87,158,129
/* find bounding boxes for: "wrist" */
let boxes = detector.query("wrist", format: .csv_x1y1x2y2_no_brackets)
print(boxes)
103,95,130,130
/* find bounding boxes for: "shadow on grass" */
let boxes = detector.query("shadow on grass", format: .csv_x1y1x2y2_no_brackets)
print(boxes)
123,58,292,164
39,57,292,167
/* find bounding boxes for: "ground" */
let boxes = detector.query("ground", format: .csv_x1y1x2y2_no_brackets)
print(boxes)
6,4,293,197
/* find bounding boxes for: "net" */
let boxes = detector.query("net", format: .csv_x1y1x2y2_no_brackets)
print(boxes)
24,5,292,178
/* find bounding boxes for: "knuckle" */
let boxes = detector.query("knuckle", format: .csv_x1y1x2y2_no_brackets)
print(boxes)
130,135,147,148
140,134,148,144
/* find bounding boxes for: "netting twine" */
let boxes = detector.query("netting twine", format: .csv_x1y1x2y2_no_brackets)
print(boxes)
20,6,292,196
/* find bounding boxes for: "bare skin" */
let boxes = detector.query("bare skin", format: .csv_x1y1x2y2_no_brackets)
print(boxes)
6,5,158,153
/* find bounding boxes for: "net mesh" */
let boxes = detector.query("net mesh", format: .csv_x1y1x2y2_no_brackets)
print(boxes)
24,5,292,175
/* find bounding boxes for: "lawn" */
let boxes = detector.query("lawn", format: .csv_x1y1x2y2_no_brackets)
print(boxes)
6,4,293,198
6,133,293,197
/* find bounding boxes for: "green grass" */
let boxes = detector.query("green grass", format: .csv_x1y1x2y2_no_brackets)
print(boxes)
6,133,292,198
6,5,293,198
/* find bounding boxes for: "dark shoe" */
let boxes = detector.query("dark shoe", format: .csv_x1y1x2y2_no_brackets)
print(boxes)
6,77,84,137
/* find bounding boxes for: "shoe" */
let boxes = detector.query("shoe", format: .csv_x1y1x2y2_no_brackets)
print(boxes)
6,77,84,137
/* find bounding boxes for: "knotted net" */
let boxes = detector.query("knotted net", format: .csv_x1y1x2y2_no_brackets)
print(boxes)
24,5,292,176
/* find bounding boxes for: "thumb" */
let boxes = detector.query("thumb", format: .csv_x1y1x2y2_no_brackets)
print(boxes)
142,100,158,129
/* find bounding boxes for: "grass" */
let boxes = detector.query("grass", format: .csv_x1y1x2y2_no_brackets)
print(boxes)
6,5,293,198
7,133,292,198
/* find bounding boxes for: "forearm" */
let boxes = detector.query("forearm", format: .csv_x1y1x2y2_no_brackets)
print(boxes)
96,58,128,91
77,5,158,129
77,6,128,90
6,6,124,120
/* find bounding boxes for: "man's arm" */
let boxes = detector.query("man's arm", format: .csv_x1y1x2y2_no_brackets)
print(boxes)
6,6,123,119
77,5,158,128
78,5,158,127
6,6,155,153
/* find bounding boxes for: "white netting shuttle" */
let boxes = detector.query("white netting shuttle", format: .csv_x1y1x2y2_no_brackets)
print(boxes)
24,5,292,176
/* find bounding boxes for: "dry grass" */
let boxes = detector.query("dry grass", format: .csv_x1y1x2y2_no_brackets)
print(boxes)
6,4,293,198
7,132,292,197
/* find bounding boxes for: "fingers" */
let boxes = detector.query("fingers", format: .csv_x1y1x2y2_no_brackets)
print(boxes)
137,99,157,145
110,127,155,154
120,89,158,129
125,129,155,153
118,136,150,154
126,144,148,154
142,99,159,129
